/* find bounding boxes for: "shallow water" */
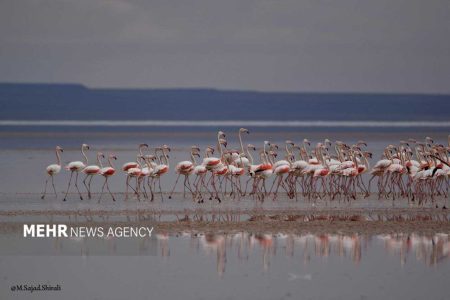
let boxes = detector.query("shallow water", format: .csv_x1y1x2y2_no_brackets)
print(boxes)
0,231,449,299
0,129,449,299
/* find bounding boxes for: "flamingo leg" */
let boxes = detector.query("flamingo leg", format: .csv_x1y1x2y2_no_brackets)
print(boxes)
87,176,94,199
105,178,115,201
158,177,164,201
169,174,181,199
74,172,83,200
51,175,57,198
82,174,90,198
147,177,154,202
98,177,107,203
41,176,50,199
63,171,74,201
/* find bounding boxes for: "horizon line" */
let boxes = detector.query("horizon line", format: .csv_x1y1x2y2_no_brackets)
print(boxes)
1,120,450,128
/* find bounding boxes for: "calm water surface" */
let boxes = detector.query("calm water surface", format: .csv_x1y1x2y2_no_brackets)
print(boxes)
0,232,449,300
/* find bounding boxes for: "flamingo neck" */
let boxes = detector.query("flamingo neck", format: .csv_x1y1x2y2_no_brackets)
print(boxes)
97,154,103,168
56,149,61,166
302,142,309,158
81,146,88,164
217,138,223,159
246,148,254,165
263,143,269,164
155,149,161,164
363,154,370,170
285,144,292,159
108,157,115,169
139,145,148,156
239,132,244,154
162,151,169,168
136,155,143,168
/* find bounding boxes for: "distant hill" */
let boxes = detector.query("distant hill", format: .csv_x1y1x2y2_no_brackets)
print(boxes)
0,83,449,121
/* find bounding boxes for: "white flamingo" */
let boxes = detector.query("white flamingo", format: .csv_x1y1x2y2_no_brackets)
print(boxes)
169,146,199,199
98,154,117,202
63,143,89,201
41,146,64,199
82,152,104,199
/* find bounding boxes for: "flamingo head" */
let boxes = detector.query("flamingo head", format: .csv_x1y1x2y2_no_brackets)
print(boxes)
247,144,256,151
357,140,367,147
161,144,171,152
240,128,249,134
109,154,117,160
144,154,156,161
82,143,90,150
139,143,149,150
218,131,226,138
285,140,294,146
98,152,105,159
56,146,64,152
191,145,201,152
219,139,227,148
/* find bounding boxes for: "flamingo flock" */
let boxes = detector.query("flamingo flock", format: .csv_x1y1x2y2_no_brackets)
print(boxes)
40,130,450,206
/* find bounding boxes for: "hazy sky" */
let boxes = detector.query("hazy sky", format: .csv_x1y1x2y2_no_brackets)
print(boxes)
1,0,449,93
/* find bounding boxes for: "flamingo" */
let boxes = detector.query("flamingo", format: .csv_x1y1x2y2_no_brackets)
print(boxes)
63,143,90,201
203,132,227,202
125,155,143,201
270,142,295,200
140,154,157,201
248,141,273,200
232,128,250,167
193,147,212,202
226,152,246,198
41,146,64,199
82,152,105,199
168,146,199,200
122,143,148,197
98,154,117,202
151,145,170,201
209,138,229,202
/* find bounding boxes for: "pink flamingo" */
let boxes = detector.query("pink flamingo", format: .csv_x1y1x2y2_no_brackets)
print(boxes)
98,154,117,202
151,145,170,201
140,154,157,201
125,155,143,201
232,128,250,167
122,143,148,197
41,146,64,199
194,146,214,203
270,143,294,200
82,152,105,199
63,143,90,201
169,146,199,199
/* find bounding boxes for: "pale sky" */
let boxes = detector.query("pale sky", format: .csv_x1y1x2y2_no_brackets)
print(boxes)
1,0,449,93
